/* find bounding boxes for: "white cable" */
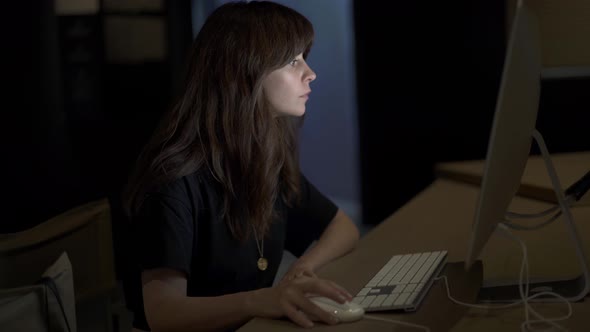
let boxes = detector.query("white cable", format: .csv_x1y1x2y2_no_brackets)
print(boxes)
506,204,559,219
532,129,590,302
493,224,568,331
505,196,574,220
502,211,562,231
434,224,572,331
364,314,431,332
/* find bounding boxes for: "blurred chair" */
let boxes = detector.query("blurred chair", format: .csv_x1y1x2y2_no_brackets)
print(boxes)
0,198,117,332
0,251,76,332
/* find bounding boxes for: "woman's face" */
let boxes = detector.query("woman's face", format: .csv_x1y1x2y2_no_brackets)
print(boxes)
262,53,316,117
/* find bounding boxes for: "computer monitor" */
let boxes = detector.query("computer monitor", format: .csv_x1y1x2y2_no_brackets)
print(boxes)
464,3,589,302
464,2,541,272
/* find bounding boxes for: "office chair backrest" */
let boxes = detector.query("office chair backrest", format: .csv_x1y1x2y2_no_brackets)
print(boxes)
0,198,116,302
0,251,77,332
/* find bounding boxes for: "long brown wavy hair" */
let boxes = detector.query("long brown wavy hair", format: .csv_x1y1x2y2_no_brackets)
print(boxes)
123,1,314,241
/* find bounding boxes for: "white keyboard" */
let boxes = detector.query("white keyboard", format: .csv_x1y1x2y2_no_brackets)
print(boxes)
352,250,447,312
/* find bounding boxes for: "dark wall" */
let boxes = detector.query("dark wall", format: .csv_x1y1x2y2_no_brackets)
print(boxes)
354,1,507,225
4,1,193,236
5,2,88,232
353,1,590,225
536,77,590,154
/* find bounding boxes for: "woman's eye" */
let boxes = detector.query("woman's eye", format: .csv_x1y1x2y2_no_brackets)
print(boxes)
289,59,299,66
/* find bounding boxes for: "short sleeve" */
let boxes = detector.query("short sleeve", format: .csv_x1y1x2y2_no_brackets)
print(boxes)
284,174,339,257
133,193,195,277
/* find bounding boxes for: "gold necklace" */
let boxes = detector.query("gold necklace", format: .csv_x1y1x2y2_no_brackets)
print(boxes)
252,227,268,271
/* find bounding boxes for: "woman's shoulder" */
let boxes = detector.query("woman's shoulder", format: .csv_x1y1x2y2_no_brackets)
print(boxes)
146,169,214,204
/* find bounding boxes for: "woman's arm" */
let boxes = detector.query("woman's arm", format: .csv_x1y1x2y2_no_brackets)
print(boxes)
283,209,360,281
142,268,352,331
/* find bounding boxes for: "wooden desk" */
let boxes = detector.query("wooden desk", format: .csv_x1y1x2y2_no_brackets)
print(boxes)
239,180,590,331
435,151,590,204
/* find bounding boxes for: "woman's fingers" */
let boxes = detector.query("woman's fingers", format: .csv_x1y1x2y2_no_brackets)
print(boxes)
289,290,338,327
282,300,315,328
282,268,317,284
289,289,340,326
291,276,351,305
276,276,354,327
305,277,352,304
327,280,353,301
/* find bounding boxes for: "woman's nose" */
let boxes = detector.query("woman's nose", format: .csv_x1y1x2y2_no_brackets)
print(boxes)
305,65,317,83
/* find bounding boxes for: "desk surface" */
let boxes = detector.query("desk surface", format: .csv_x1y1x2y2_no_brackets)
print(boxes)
239,179,590,331
435,151,590,204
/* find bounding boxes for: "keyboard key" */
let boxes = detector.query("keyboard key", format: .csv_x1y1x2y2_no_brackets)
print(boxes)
404,283,417,292
377,278,390,287
366,277,384,287
421,252,446,283
390,254,420,284
405,292,419,305
415,283,424,293
366,277,380,287
411,251,442,283
376,255,402,278
391,284,406,293
357,288,371,296
361,295,376,308
400,253,430,284
394,292,411,306
383,293,399,306
352,296,365,304
370,294,388,308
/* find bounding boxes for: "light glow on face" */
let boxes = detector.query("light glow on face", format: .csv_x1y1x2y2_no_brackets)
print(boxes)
262,54,317,117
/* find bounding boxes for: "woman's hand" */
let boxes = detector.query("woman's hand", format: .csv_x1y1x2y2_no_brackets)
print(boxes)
280,259,317,284
252,275,353,328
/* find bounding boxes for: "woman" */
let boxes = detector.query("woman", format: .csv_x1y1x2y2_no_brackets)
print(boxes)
123,1,360,331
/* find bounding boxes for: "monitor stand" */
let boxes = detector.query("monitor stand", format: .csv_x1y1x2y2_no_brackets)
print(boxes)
478,275,587,303
476,129,590,304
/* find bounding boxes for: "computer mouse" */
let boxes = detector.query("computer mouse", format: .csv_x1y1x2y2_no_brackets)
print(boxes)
308,296,365,323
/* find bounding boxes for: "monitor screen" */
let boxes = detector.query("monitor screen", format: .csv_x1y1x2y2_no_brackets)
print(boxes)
465,3,542,271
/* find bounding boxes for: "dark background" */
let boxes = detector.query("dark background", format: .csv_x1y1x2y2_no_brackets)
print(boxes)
3,0,589,259
4,1,192,233
354,1,590,224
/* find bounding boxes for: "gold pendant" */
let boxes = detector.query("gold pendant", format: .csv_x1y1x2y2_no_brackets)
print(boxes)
257,257,268,271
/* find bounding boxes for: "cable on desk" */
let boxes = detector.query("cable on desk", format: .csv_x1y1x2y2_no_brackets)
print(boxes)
502,211,562,231
505,168,589,221
506,203,561,219
503,195,578,230
435,224,573,332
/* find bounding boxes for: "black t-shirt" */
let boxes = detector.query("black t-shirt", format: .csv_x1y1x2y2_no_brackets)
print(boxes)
130,170,338,330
